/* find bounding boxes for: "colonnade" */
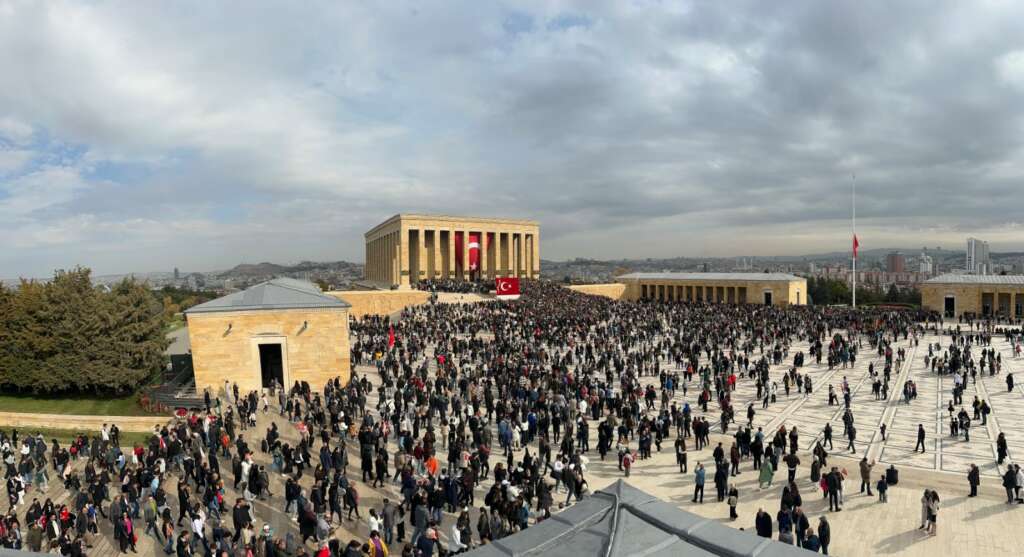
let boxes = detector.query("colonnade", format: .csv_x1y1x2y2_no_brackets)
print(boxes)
365,219,539,287
640,283,752,304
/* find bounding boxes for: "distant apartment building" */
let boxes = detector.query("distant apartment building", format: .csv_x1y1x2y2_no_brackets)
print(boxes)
966,237,990,275
886,252,906,273
812,266,934,290
919,253,934,274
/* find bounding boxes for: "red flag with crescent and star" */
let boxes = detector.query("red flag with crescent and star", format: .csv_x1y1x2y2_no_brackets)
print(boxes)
496,277,520,299
468,233,480,272
853,234,860,258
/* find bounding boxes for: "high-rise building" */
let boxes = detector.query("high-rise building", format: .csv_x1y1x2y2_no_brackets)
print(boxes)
173,267,180,280
966,238,990,275
886,252,906,273
919,253,933,274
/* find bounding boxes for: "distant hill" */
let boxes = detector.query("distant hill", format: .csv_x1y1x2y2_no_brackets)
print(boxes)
216,260,362,279
218,262,289,278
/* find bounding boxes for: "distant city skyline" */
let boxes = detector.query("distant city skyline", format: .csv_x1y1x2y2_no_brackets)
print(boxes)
3,2,1024,277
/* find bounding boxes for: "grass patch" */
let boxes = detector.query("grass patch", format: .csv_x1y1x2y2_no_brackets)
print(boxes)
0,426,152,446
0,392,156,416
165,315,185,333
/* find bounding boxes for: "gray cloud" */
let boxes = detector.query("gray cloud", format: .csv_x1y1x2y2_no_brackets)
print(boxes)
2,0,1024,277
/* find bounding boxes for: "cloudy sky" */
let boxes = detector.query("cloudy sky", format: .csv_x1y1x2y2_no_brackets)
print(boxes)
3,1,1024,278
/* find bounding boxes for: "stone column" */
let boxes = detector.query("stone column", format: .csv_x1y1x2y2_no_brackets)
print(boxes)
515,233,523,277
528,233,536,278
417,229,427,284
383,234,390,284
496,232,505,276
399,230,410,287
391,230,399,284
432,230,441,278
372,239,380,282
384,233,391,284
479,231,489,279
532,229,541,278
446,227,454,276
373,238,380,281
364,240,371,280
461,230,470,281
379,237,385,282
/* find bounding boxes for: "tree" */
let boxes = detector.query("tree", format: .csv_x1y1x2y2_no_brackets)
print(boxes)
0,267,169,394
103,279,171,391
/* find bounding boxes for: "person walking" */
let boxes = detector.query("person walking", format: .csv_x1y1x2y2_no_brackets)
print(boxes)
1002,467,1017,503
915,424,926,453
858,457,875,496
926,491,940,536
793,507,810,548
968,464,980,497
692,463,705,503
714,463,729,502
758,458,774,489
818,516,831,555
876,475,888,503
918,490,931,529
727,484,739,520
675,436,687,473
826,467,841,512
755,508,772,538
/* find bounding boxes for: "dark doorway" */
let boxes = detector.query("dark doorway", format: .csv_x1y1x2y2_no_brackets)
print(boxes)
259,343,283,389
944,296,955,318
763,291,773,306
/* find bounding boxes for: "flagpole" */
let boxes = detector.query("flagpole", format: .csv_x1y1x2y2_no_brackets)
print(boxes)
852,173,857,309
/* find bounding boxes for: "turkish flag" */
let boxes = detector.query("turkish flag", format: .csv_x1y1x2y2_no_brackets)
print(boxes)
853,234,860,258
388,326,395,348
468,233,480,272
496,277,520,299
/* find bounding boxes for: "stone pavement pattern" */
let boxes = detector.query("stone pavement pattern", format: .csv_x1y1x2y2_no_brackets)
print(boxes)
14,321,1024,557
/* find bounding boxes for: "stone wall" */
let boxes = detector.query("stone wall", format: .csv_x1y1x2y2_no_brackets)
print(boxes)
568,283,629,300
329,290,431,318
0,412,167,432
920,283,1024,317
617,277,807,306
186,307,350,394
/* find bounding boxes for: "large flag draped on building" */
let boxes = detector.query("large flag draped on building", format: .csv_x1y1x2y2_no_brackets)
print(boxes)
468,233,480,272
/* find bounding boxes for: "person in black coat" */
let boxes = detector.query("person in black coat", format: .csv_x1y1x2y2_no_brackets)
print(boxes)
714,464,729,502
755,508,773,538
818,516,831,555
967,464,980,497
794,507,810,548
826,468,841,511
231,499,251,543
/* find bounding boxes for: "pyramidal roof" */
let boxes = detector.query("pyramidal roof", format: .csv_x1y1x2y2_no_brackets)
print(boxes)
466,480,805,557
184,278,349,314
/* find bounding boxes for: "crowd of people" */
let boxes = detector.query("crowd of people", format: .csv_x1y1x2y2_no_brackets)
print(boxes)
413,280,491,295
3,279,1023,556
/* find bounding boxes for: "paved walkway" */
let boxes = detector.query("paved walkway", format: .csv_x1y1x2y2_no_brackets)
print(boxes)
15,326,1024,556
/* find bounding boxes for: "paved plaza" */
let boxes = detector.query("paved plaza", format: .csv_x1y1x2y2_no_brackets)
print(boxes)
12,319,1024,557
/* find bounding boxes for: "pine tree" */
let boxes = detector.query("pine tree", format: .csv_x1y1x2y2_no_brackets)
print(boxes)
0,268,170,394
105,278,170,391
